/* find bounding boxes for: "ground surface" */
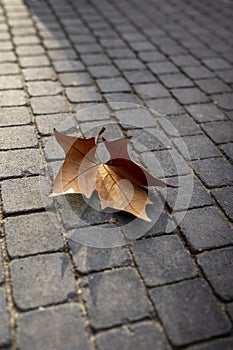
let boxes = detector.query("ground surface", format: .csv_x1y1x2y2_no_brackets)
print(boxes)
0,0,233,349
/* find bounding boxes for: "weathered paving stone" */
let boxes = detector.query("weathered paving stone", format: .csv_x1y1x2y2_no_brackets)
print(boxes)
142,150,191,178
213,93,233,110
197,247,233,301
36,113,75,135
27,80,62,96
189,338,233,350
138,50,166,62
59,72,92,86
82,267,153,329
159,175,213,211
114,58,145,71
0,247,4,284
173,134,221,160
0,125,38,150
216,69,233,84
159,73,194,88
228,303,233,321
5,213,63,258
75,104,110,122
150,279,231,346
1,176,45,214
0,90,26,107
43,135,69,161
158,115,201,136
0,63,19,75
81,53,111,66
123,70,156,84
0,75,23,90
66,86,101,102
97,77,131,93
69,241,131,274
192,158,233,188
128,127,171,152
175,207,233,252
23,67,56,81
131,235,197,287
186,103,225,123
10,253,76,310
0,106,31,126
17,304,92,350
212,186,233,221
220,143,233,163
147,96,184,115
19,55,50,68
115,108,156,128
31,96,69,114
0,289,11,347
47,49,77,61
0,148,42,179
203,57,232,70
172,88,209,104
0,51,16,63
16,45,45,57
134,83,170,99
104,93,142,110
88,65,120,79
182,66,214,79
201,121,233,144
96,321,168,350
148,61,179,74
196,78,231,94
53,60,85,73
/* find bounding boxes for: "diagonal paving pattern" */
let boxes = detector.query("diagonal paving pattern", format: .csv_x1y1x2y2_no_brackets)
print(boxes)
0,0,233,349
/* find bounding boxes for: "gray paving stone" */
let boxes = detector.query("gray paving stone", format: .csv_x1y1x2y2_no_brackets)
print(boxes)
0,247,4,284
0,125,38,150
5,213,63,258
23,67,56,81
80,53,111,66
220,143,233,163
17,304,92,350
96,321,168,350
114,58,145,71
203,57,232,70
104,93,142,110
138,50,166,62
0,289,11,347
10,253,76,310
175,207,233,252
47,48,77,61
0,148,42,179
16,45,45,57
66,86,101,102
159,73,194,88
228,303,233,321
0,106,31,126
0,63,19,75
186,103,225,123
141,150,191,178
197,247,233,301
19,55,50,68
75,43,102,54
53,60,85,73
148,61,179,74
182,66,214,79
97,77,131,93
158,115,201,136
216,69,233,84
59,72,92,86
212,187,233,221
0,51,16,63
43,39,71,50
1,176,45,214
159,175,213,212
172,88,209,104
83,267,153,329
189,338,233,350
88,65,120,79
150,279,231,346
14,35,40,46
123,70,156,84
31,96,69,114
36,113,75,135
43,135,68,161
75,104,110,122
192,157,233,188
174,134,221,160
132,235,197,287
128,128,171,152
146,97,184,115
196,78,231,94
108,48,136,59
213,93,233,110
69,241,131,274
0,90,26,107
170,54,200,67
0,75,23,90
115,108,156,128
134,83,170,99
27,80,62,97
202,121,233,144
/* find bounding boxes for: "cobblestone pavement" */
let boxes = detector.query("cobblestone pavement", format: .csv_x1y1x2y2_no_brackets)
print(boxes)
0,0,233,349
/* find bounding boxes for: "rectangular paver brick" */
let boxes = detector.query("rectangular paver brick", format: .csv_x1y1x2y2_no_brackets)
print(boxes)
0,289,11,347
0,106,31,126
0,125,38,150
0,90,26,107
172,88,209,104
27,80,62,97
150,279,231,346
97,77,131,93
0,75,23,90
201,121,233,144
134,83,170,99
212,186,233,221
186,103,225,123
31,96,69,114
66,86,101,103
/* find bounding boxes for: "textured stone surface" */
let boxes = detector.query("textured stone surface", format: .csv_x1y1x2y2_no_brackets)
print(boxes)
0,289,11,347
10,253,76,310
212,187,233,221
131,235,197,286
150,279,231,346
0,125,38,150
0,106,31,126
176,207,233,252
83,267,153,329
31,96,69,114
17,304,92,350
96,321,168,350
186,103,225,123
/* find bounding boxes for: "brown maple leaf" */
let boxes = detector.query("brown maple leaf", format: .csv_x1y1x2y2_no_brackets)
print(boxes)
51,128,177,222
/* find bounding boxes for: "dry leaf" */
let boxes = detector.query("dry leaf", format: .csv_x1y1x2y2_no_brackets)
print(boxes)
51,129,177,221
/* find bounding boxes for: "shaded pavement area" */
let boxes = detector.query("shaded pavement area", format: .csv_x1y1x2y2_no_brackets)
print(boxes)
0,0,233,349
